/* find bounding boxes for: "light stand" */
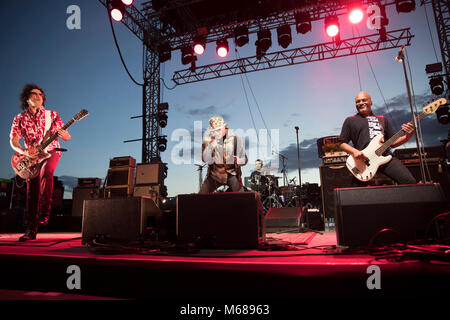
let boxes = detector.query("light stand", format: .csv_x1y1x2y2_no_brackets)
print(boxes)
396,45,427,183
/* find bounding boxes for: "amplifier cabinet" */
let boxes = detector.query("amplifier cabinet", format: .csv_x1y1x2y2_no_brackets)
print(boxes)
319,165,354,218
136,163,165,185
105,185,134,198
106,167,135,187
133,185,160,198
109,156,136,168
72,187,100,217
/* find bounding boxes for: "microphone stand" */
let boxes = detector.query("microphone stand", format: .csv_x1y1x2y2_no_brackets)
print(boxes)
396,46,427,183
195,164,206,192
295,126,302,190
272,150,288,186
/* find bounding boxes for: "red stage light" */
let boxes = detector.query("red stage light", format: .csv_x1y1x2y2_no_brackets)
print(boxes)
349,8,364,24
111,8,123,22
194,43,205,55
325,16,340,38
216,39,229,58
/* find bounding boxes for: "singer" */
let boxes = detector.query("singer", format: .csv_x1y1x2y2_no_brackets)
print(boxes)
339,91,416,186
199,116,248,193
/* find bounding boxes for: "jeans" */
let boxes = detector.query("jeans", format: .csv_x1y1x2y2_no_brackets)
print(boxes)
26,151,60,229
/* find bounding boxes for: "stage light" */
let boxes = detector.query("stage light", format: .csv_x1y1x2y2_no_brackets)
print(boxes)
277,24,292,49
216,39,229,58
181,46,196,65
425,62,443,74
429,76,444,95
110,0,125,22
234,26,249,47
158,111,168,128
193,35,206,55
121,0,133,5
395,0,416,13
255,29,272,59
325,16,340,38
294,11,312,34
436,106,449,124
349,8,364,24
158,136,168,152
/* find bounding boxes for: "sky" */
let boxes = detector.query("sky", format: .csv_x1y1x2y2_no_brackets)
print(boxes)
1,0,449,199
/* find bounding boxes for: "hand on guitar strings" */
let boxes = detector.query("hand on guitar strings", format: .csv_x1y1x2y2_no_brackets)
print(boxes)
401,122,415,137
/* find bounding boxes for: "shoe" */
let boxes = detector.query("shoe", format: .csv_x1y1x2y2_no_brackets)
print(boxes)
38,213,50,226
19,229,37,242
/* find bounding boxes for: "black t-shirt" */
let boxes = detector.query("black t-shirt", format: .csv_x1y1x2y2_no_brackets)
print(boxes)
339,113,395,151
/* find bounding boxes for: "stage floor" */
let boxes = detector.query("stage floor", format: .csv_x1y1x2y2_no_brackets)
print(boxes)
0,230,449,303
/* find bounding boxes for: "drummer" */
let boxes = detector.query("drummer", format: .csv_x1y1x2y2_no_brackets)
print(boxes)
249,159,268,191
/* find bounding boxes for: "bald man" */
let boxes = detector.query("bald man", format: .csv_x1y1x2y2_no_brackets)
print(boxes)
339,91,416,185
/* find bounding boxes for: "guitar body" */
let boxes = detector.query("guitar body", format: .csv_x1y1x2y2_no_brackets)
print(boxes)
345,134,392,182
11,151,51,180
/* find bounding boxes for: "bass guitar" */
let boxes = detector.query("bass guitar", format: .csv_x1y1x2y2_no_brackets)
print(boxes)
11,109,88,180
346,98,446,182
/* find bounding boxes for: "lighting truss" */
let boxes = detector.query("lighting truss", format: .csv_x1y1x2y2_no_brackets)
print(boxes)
172,28,413,85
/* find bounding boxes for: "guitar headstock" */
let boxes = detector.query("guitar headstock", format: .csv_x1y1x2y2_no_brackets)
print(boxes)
74,109,89,121
423,98,447,114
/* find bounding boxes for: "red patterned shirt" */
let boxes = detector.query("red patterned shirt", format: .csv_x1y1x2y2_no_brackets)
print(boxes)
10,106,65,154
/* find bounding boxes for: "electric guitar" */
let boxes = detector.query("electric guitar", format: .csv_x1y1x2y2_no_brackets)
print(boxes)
11,109,89,180
346,98,446,182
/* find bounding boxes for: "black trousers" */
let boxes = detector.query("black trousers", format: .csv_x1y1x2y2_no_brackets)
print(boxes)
199,175,241,194
352,156,416,187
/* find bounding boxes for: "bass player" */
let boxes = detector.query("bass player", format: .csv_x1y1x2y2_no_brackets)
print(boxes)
339,91,416,186
10,84,71,241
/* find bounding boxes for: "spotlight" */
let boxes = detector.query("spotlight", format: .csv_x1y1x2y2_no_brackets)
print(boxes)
234,25,249,47
255,29,271,58
429,76,444,95
425,62,443,74
277,25,292,49
121,0,133,5
294,11,312,34
216,39,229,58
349,7,364,24
324,16,340,38
436,106,449,124
395,0,416,13
157,136,168,152
181,46,196,65
110,0,125,22
193,35,206,55
158,111,168,128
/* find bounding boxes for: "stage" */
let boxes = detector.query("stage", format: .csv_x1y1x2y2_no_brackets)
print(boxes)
1,229,449,305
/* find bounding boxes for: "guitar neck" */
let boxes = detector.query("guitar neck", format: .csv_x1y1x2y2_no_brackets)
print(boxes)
375,112,425,156
37,119,74,152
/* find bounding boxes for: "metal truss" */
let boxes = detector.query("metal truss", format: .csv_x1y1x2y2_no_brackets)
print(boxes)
172,28,413,85
143,0,398,51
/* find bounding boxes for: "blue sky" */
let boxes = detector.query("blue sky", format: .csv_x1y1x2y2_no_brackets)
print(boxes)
1,0,448,198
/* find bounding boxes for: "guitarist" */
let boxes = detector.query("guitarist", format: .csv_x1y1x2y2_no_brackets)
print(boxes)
339,91,416,186
9,84,71,241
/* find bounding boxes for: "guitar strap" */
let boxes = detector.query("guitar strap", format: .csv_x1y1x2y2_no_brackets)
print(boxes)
42,110,52,152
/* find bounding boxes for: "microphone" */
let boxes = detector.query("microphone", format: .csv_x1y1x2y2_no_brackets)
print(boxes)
395,45,405,62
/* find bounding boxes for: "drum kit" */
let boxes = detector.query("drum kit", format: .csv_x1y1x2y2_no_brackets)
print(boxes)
249,168,302,213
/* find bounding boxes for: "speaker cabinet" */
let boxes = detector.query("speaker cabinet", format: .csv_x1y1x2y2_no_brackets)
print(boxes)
72,187,100,216
81,196,161,245
404,160,450,197
136,163,164,185
334,183,449,248
319,165,354,218
106,167,135,187
176,192,263,249
109,156,136,168
265,207,302,232
133,185,161,198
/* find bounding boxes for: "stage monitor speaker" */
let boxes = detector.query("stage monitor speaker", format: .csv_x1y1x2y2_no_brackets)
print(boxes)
320,165,354,219
176,192,263,249
265,207,302,232
72,187,100,216
81,196,161,245
334,183,449,248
